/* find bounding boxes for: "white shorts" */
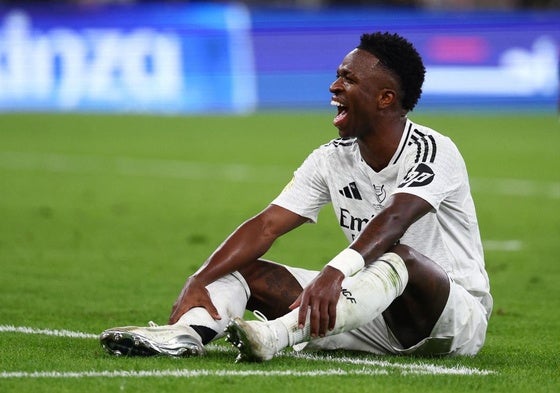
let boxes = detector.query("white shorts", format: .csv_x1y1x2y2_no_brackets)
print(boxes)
285,265,490,356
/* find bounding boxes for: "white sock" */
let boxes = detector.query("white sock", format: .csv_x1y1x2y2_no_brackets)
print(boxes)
268,318,291,350
276,252,408,347
174,271,250,340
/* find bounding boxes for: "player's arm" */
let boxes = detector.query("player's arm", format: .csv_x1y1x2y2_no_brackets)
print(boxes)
169,204,308,324
349,191,432,263
292,192,432,336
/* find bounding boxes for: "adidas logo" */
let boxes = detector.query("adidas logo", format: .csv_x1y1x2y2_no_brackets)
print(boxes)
338,182,362,200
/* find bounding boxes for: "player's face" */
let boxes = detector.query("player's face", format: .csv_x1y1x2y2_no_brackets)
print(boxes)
329,49,386,139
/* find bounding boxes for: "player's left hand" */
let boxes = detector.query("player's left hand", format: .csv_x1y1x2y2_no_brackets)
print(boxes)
290,266,345,337
169,276,220,325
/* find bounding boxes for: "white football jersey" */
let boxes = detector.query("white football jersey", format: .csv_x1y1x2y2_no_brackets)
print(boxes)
272,118,492,314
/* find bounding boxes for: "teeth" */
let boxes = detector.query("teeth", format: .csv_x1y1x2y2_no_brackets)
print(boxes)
330,100,343,107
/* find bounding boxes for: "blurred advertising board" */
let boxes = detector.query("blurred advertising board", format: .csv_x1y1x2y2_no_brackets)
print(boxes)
0,4,557,113
0,3,256,113
251,8,559,111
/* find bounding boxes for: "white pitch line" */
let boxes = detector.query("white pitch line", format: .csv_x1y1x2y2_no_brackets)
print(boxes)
483,240,523,252
0,368,387,379
291,353,494,376
0,151,288,184
0,325,495,376
470,177,560,199
0,325,98,339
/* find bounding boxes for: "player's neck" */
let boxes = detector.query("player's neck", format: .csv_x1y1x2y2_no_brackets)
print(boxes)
358,117,406,172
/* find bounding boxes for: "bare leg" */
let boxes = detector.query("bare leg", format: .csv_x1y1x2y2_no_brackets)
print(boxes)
238,259,303,319
382,244,450,348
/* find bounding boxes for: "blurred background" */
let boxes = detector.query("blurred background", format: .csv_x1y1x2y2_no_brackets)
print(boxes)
0,0,557,114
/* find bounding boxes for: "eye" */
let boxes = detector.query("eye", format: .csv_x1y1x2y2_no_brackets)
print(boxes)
335,71,355,84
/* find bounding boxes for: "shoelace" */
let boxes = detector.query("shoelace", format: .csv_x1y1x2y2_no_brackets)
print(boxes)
148,321,158,327
253,310,268,322
252,310,281,354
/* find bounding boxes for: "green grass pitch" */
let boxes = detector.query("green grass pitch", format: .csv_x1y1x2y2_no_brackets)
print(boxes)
0,112,558,392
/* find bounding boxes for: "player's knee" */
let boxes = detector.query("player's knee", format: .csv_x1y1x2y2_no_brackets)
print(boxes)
237,258,267,286
387,244,437,278
389,244,449,291
388,243,416,267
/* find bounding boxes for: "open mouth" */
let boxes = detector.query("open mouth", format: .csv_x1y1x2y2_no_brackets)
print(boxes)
331,100,348,127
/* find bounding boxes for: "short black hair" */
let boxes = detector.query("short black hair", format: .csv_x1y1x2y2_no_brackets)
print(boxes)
357,32,425,111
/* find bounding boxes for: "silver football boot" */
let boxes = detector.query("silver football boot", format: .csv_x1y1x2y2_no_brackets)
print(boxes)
99,321,206,357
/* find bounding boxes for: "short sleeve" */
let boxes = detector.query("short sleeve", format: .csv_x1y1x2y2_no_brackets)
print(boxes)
271,148,331,223
393,135,464,210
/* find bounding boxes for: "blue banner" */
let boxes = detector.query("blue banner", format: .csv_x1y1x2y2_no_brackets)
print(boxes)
0,4,256,113
251,8,560,111
0,4,557,113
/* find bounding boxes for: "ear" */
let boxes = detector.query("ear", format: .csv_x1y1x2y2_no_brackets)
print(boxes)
377,88,397,109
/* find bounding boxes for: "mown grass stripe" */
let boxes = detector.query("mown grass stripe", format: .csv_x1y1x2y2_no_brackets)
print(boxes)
1,151,559,198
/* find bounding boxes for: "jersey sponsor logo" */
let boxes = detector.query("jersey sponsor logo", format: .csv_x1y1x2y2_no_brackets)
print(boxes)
338,181,362,200
398,163,435,188
339,207,373,233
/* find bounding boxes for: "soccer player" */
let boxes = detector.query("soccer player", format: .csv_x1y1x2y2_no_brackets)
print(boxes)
100,32,492,361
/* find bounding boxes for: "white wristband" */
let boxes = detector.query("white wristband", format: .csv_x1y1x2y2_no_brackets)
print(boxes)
326,248,365,277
